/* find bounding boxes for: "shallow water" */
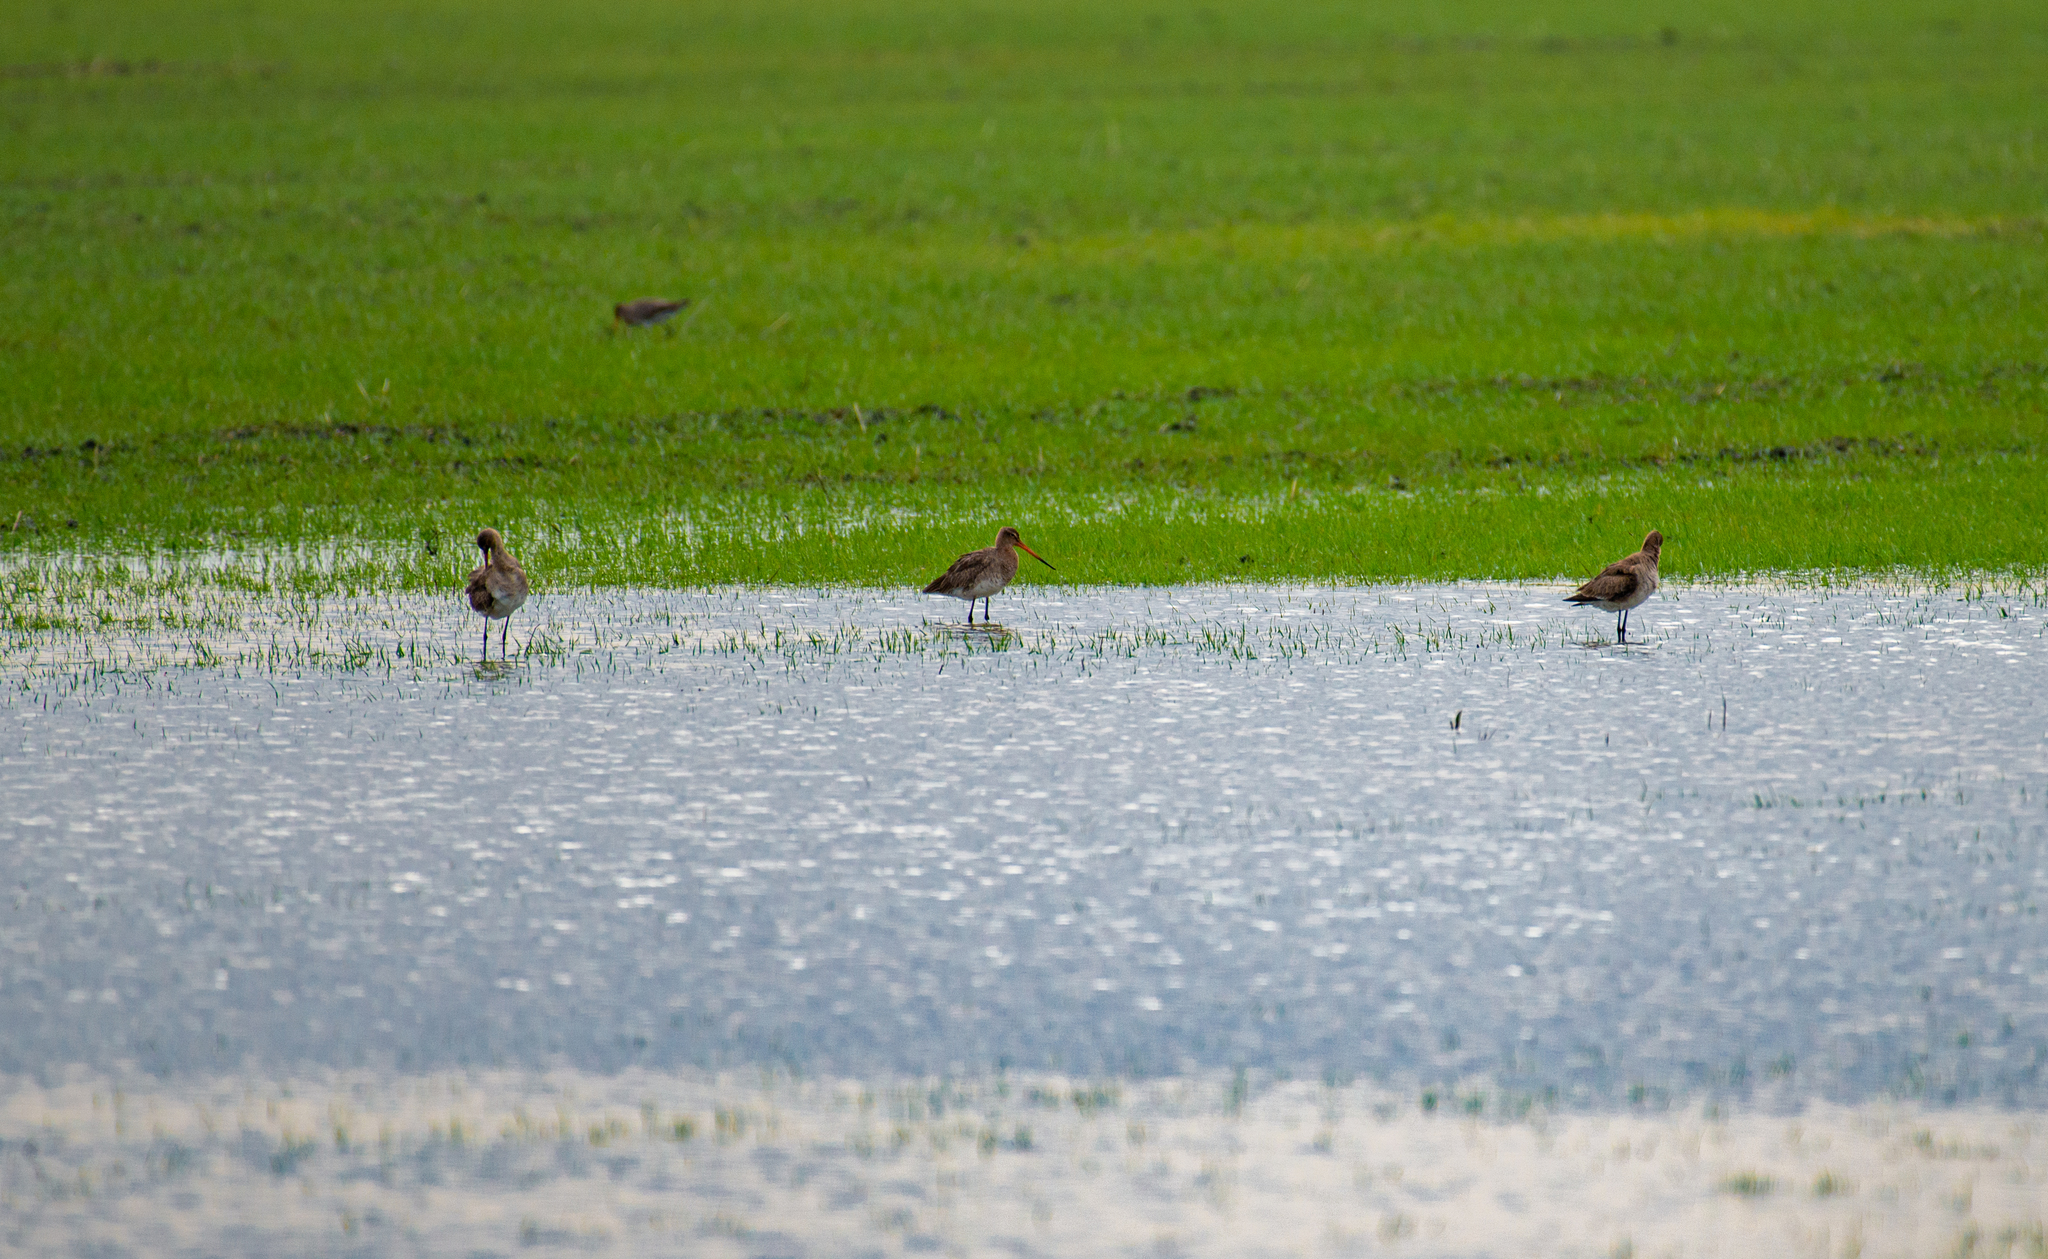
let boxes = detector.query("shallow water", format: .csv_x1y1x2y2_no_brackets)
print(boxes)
5,582,2044,1102
3,582,2046,1255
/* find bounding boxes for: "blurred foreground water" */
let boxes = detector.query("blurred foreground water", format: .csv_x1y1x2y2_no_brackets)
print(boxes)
2,581,2044,1256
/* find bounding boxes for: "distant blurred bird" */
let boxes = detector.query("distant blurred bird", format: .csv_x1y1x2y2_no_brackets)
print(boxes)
922,526,1056,624
466,528,529,661
1565,530,1662,643
614,297,688,327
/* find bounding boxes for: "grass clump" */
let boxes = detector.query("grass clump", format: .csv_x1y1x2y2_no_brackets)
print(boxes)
1718,1171,1776,1197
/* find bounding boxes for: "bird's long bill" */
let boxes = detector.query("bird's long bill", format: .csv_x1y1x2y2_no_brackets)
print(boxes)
1017,540,1057,571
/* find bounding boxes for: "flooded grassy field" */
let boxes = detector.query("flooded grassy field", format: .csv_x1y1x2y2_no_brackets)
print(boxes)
3,580,2045,1256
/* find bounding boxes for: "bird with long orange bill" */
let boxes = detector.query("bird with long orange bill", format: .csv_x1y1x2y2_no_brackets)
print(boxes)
922,526,1055,624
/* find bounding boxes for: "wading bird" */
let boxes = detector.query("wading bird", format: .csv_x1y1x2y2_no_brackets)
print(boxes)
614,297,688,327
1565,530,1662,643
466,528,529,661
922,526,1055,624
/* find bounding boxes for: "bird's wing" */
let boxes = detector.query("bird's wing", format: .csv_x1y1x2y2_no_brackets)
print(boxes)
1569,561,1641,603
465,563,495,612
923,551,985,593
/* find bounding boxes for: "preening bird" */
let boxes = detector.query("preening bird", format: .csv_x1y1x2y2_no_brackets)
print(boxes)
466,528,529,661
1565,529,1662,643
922,526,1055,624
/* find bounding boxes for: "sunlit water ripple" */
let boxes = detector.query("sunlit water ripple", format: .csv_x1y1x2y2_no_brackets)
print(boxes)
5,582,2043,1112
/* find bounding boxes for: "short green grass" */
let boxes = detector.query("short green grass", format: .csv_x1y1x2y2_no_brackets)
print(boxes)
3,0,2045,585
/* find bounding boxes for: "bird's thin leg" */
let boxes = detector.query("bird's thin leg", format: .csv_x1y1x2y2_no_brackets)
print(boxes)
502,617,511,661
966,600,974,625
1617,609,1627,644
481,622,489,662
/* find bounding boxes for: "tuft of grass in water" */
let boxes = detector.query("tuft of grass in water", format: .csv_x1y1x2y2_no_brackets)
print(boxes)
1718,1171,1776,1197
1812,1171,1853,1198
2,0,2045,579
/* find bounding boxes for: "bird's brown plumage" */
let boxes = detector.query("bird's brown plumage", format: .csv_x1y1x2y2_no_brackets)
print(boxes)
922,526,1054,623
466,528,529,660
1565,530,1662,641
614,298,688,327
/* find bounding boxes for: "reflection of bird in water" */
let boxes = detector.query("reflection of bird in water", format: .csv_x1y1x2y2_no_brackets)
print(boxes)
922,526,1055,624
1565,529,1661,643
466,528,529,661
613,297,688,327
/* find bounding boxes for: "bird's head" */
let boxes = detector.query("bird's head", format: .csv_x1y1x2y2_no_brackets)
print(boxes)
477,528,502,553
996,526,1056,571
1642,530,1664,556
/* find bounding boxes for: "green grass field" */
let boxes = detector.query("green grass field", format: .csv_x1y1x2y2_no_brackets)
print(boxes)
3,0,2045,587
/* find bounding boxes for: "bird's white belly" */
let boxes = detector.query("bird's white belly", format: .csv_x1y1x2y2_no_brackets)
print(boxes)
950,571,1011,600
486,587,527,619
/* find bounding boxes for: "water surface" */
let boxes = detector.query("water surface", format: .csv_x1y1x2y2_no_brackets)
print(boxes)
6,583,2044,1108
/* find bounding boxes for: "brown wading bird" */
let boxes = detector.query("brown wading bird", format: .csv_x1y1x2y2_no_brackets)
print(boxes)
466,528,529,661
922,526,1055,624
614,297,688,327
1565,529,1662,643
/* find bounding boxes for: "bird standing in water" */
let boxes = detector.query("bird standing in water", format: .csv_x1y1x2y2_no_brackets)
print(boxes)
1565,529,1662,643
466,528,529,661
922,526,1055,624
